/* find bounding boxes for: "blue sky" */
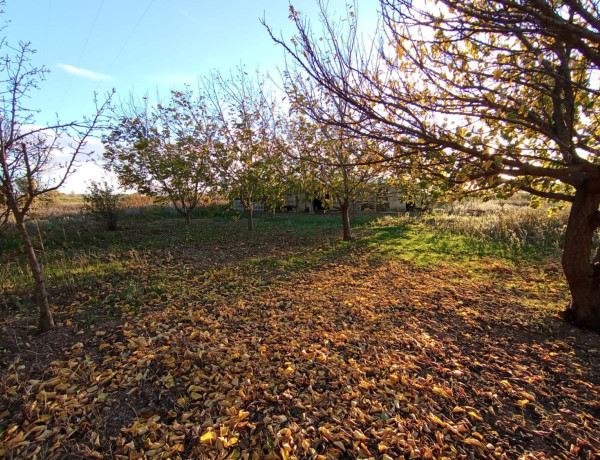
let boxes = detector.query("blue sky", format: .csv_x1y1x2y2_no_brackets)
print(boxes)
3,0,379,192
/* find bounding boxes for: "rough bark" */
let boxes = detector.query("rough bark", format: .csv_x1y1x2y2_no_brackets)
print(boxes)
562,187,600,331
15,216,55,332
340,199,352,241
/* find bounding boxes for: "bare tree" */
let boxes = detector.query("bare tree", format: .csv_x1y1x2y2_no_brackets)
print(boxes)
0,40,111,332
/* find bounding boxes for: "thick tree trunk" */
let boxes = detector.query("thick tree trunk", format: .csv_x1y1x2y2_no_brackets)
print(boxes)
340,199,352,241
184,212,191,225
15,217,55,332
562,187,600,331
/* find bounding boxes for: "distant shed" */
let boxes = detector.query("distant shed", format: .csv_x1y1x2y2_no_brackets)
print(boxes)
232,199,265,212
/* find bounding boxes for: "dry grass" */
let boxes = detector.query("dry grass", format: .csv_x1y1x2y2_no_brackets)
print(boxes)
424,199,570,255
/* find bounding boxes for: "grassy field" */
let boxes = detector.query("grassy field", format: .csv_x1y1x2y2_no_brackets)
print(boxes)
0,206,598,458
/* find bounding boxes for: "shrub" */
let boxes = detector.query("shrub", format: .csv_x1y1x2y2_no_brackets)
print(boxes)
84,181,123,231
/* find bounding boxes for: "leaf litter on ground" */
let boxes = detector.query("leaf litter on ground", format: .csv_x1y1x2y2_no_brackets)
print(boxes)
0,221,599,459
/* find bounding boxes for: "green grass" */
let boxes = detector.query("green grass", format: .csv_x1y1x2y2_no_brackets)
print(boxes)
360,222,500,266
254,213,375,233
363,215,563,266
1,208,567,322
1,212,358,314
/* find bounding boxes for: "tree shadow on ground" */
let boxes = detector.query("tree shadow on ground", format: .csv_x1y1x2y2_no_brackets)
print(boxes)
1,218,598,458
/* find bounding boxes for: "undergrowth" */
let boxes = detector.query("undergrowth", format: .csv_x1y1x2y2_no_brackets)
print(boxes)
1,201,571,320
372,203,579,262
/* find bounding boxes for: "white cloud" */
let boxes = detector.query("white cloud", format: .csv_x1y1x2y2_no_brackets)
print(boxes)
59,162,119,194
18,125,109,192
58,64,114,81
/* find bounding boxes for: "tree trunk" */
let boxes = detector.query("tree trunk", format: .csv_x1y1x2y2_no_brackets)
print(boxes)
247,208,253,232
15,217,55,332
562,187,600,331
184,212,191,225
340,199,352,241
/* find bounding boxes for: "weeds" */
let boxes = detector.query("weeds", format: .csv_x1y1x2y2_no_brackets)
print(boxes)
432,205,567,252
375,202,576,261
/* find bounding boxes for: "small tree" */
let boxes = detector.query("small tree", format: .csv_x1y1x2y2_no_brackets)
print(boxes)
206,68,284,231
0,39,111,331
104,89,218,224
290,114,387,240
205,68,285,231
84,180,122,231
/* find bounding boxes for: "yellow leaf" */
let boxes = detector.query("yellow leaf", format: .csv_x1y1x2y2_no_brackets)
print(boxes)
227,437,239,447
172,443,184,452
468,410,483,422
279,366,294,376
227,449,241,459
200,430,217,443
463,438,485,448
432,385,451,398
